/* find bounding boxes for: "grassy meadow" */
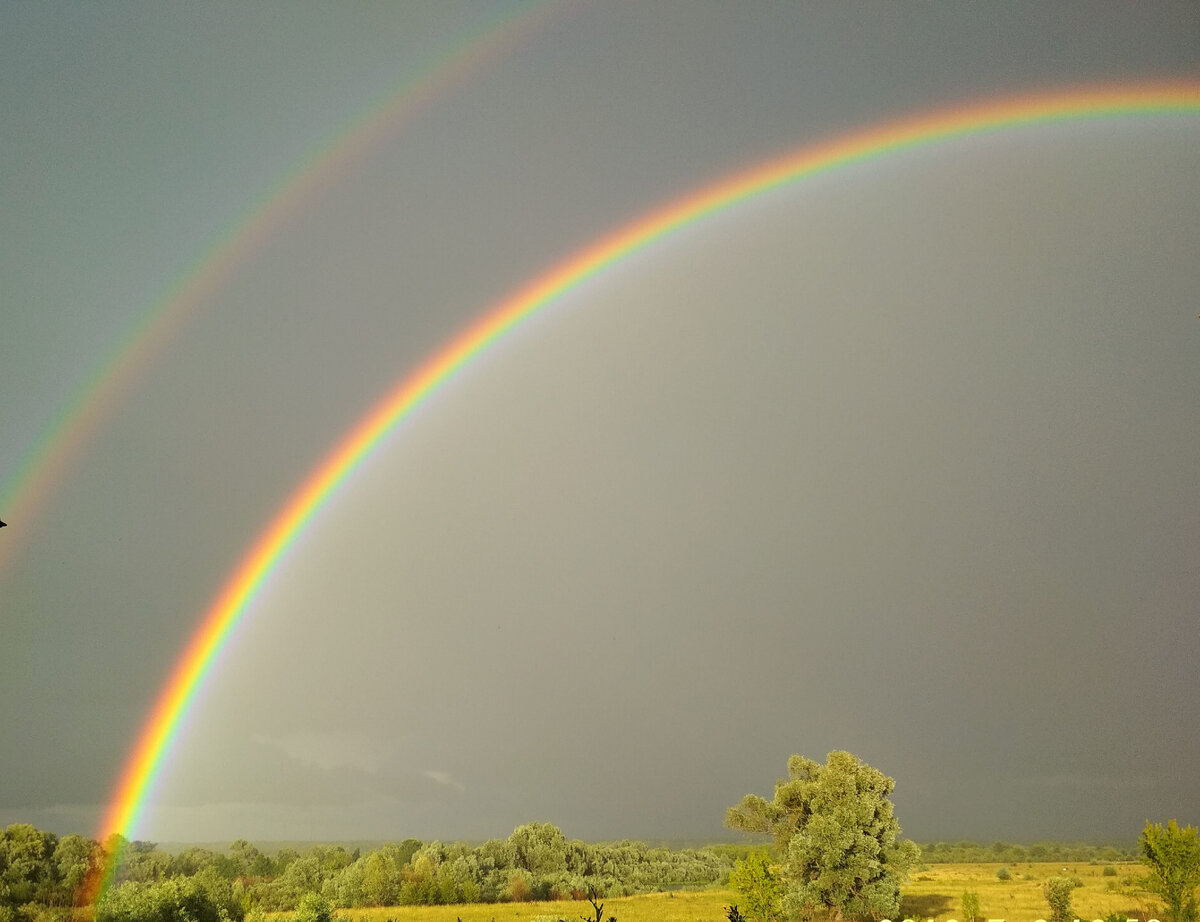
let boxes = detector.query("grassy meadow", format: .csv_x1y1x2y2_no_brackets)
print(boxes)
324,889,732,922
899,862,1159,922
316,863,1163,922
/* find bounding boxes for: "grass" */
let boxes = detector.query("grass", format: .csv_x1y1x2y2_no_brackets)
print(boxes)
328,889,735,922
299,863,1163,922
900,862,1161,922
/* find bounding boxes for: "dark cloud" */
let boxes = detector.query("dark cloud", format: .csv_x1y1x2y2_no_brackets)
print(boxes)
2,2,1198,844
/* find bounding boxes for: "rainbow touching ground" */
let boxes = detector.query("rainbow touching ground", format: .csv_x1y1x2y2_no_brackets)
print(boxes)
88,81,1200,901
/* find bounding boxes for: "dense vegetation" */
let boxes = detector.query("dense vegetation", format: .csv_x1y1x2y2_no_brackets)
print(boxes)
916,841,1136,865
0,825,101,920
0,822,733,922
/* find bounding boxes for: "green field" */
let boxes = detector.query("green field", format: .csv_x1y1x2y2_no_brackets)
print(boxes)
899,862,1159,922
315,863,1163,922
322,889,733,922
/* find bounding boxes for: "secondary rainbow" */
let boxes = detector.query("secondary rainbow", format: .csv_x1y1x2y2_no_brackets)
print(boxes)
93,81,1200,894
0,0,555,575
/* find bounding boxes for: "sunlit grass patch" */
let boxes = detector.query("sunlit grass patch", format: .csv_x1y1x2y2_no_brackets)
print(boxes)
899,862,1159,922
322,888,737,922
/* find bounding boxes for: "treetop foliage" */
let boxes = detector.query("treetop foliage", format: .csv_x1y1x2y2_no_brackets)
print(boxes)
1140,820,1200,922
726,750,919,921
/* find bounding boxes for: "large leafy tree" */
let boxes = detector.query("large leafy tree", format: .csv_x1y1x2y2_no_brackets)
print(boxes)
507,822,568,878
726,751,919,921
1141,820,1200,922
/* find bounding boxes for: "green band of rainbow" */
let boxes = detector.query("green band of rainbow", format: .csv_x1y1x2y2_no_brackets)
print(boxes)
92,81,1200,895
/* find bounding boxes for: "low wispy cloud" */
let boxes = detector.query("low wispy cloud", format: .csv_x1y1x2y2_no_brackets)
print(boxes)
423,770,465,791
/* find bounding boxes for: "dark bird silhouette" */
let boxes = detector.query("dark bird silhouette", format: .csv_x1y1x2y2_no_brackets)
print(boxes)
0,519,6,528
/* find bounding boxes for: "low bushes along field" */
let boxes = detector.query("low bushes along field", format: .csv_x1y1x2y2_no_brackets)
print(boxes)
309,863,1162,922
900,862,1159,922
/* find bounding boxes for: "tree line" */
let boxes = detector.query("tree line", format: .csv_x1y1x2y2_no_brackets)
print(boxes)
916,841,1136,864
0,821,734,922
4,749,1195,922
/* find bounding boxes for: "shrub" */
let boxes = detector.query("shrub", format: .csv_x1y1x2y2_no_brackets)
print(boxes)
96,876,242,922
996,867,1011,881
1103,866,1118,877
728,852,782,922
294,894,333,922
1044,876,1075,922
961,891,981,922
507,870,533,903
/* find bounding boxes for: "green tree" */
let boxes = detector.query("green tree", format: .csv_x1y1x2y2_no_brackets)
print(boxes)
725,751,919,921
508,823,568,878
53,834,101,905
728,851,782,922
961,890,981,922
229,840,272,879
359,849,400,907
1044,877,1074,922
1141,820,1200,922
399,854,439,905
0,823,58,907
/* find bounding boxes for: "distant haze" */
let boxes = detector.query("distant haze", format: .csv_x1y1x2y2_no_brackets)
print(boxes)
1,2,1198,845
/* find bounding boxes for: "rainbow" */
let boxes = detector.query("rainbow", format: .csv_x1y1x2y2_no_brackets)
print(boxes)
91,81,1200,895
0,0,556,575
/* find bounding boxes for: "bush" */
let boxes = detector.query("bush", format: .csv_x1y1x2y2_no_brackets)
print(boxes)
507,870,533,903
294,893,333,922
1103,866,1118,877
1044,877,1075,922
961,891,981,922
996,867,1011,881
96,876,242,922
728,853,782,922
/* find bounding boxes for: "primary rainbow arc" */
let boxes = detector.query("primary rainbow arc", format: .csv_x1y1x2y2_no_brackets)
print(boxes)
94,81,1200,893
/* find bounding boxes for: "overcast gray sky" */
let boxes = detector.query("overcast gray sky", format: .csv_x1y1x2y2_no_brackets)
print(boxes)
2,2,1199,847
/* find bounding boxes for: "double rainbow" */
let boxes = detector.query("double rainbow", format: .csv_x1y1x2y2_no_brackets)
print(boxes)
91,81,1200,896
